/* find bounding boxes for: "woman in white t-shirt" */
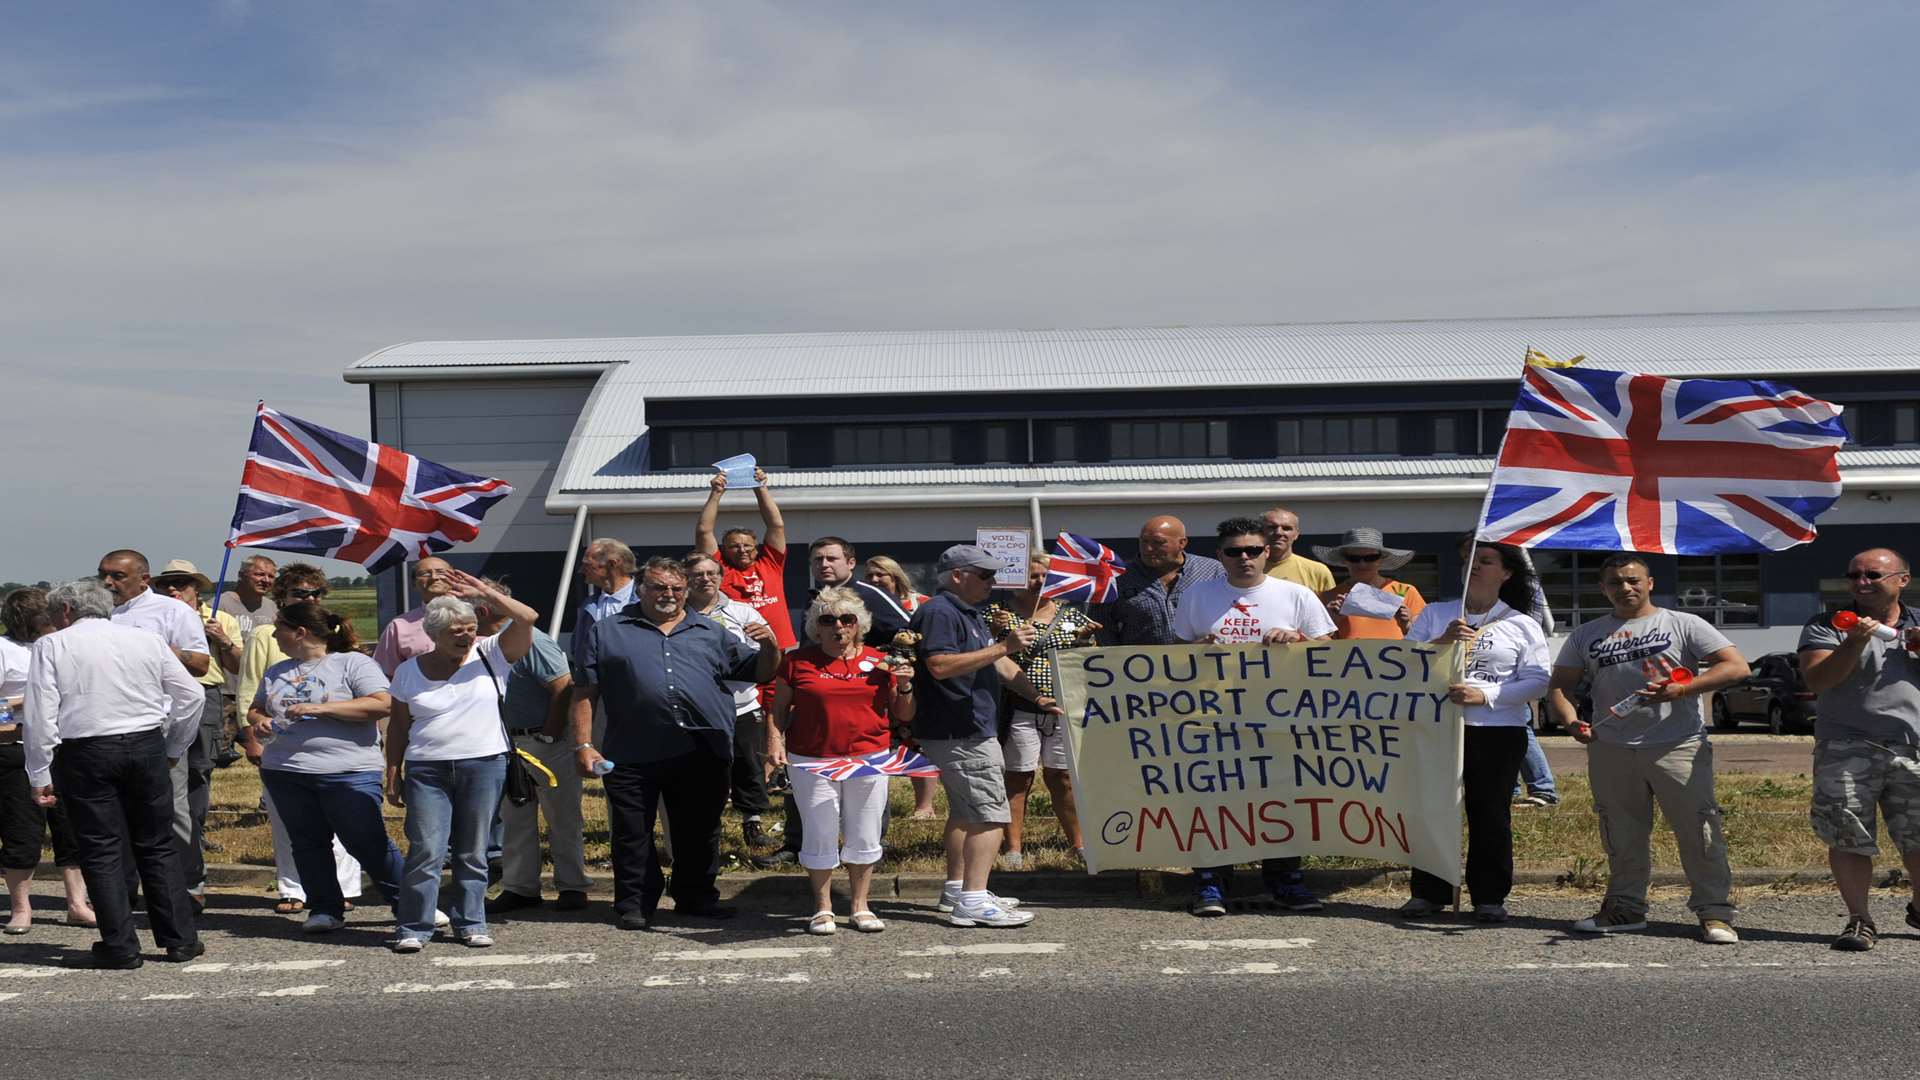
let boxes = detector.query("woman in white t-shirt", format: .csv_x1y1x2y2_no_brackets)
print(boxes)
384,570,539,952
1401,542,1551,923
0,588,94,933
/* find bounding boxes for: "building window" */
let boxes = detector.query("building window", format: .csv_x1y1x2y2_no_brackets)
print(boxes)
1674,555,1762,627
668,427,788,469
1896,402,1918,445
1111,419,1230,460
1531,550,1620,632
1431,410,1477,456
984,423,1013,464
1276,416,1400,458
830,424,954,466
1047,422,1078,463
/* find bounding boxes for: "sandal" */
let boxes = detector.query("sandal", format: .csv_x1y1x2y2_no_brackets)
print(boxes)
274,898,305,915
850,910,885,933
805,911,838,936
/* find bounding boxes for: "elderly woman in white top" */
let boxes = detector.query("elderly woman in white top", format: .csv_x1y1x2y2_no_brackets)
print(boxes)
1400,541,1551,923
384,570,539,952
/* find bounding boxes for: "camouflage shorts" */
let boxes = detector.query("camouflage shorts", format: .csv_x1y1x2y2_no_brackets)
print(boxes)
1810,739,1920,856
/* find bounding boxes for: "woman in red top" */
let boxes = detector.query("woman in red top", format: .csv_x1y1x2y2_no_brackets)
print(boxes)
767,586,915,935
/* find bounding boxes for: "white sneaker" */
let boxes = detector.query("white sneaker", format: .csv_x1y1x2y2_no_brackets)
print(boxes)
301,913,345,934
389,936,426,953
459,932,495,948
938,887,1023,914
1700,919,1738,945
433,909,452,929
948,900,1034,928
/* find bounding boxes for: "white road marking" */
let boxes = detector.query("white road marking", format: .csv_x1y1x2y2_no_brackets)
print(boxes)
653,947,832,961
430,952,596,968
142,993,195,1000
0,967,66,980
1161,967,1189,975
1507,962,1633,970
761,972,811,984
0,992,20,1001
1142,938,1315,952
977,967,1015,978
256,985,325,997
185,960,346,974
904,972,932,980
382,979,573,994
1211,962,1299,975
897,943,1066,957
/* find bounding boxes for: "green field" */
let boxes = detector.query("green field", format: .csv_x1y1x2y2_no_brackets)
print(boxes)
326,585,380,640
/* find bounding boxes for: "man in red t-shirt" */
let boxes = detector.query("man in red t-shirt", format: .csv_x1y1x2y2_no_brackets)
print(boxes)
695,466,796,650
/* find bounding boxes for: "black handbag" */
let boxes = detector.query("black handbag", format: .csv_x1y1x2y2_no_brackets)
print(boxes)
478,650,539,807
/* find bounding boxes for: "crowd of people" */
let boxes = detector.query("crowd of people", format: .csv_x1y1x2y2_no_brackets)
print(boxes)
2,469,1917,967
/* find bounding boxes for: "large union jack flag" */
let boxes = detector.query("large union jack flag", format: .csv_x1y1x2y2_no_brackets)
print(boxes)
790,747,940,781
1041,532,1127,603
1475,365,1846,555
226,403,514,572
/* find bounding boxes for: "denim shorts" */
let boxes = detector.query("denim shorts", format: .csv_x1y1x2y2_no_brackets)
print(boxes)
918,737,1011,824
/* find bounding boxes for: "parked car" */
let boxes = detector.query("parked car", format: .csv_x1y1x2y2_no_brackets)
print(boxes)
1713,651,1816,735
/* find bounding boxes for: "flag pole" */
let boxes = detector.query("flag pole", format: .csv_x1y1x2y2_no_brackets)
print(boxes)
1461,349,1538,634
209,400,267,617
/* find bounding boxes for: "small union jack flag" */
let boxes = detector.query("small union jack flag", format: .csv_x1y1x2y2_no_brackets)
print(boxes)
790,747,940,781
1476,364,1846,555
226,403,514,572
1041,532,1127,603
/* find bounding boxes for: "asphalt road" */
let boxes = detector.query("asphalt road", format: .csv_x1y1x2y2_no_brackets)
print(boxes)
4,883,1914,1078
1542,732,1812,776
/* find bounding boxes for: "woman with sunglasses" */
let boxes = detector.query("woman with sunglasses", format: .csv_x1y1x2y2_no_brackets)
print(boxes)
985,552,1099,867
235,563,367,915
1315,527,1427,640
249,601,406,934
766,587,915,934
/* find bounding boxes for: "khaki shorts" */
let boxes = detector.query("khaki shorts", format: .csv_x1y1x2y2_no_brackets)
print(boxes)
918,737,1011,824
1810,738,1920,857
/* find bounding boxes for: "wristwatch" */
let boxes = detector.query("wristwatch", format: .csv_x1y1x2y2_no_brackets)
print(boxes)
573,742,595,752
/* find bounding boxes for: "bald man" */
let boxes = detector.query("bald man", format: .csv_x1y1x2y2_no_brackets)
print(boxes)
1097,515,1225,646
373,556,457,677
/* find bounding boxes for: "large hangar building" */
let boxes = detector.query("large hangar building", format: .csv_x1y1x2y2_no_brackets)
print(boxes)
344,307,1920,656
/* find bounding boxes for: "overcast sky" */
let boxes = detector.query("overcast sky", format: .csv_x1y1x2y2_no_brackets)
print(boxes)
4,1,1915,582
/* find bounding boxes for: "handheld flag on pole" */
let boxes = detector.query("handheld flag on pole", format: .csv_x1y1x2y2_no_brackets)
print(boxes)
1474,360,1846,554
225,402,514,572
788,747,941,781
1040,532,1127,603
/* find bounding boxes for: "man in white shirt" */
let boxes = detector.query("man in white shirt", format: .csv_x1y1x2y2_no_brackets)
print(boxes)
1173,517,1336,918
26,578,205,968
100,550,215,907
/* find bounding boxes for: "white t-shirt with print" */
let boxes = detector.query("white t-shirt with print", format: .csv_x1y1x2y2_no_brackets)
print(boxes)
1172,577,1336,644
388,634,513,762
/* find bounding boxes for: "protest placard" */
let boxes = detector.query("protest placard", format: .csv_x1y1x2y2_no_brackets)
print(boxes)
1056,640,1465,882
712,453,761,488
975,526,1032,587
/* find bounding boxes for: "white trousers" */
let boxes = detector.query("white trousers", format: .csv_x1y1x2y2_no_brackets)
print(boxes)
787,756,890,871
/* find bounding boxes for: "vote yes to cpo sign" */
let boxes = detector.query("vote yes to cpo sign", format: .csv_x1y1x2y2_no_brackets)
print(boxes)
1056,641,1467,883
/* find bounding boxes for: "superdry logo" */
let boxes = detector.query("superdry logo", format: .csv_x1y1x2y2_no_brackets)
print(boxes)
1589,627,1675,670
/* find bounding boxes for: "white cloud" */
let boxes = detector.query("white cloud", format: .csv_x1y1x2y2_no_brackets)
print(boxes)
1,2,1915,578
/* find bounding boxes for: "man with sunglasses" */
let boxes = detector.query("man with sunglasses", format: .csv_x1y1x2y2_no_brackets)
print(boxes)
1799,548,1920,951
373,557,457,678
1172,518,1336,917
912,544,1059,927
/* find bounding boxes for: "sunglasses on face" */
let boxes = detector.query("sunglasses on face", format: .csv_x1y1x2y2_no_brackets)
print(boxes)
816,613,860,626
968,569,997,582
642,583,686,594
289,587,326,600
1344,553,1383,563
1845,570,1906,582
154,580,192,592
1220,545,1267,559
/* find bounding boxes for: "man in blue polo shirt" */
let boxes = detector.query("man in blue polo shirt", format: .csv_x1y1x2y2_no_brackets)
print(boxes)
913,544,1061,929
571,556,779,931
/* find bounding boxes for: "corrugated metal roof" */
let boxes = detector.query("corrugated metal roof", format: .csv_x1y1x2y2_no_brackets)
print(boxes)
353,308,1920,395
557,449,1920,496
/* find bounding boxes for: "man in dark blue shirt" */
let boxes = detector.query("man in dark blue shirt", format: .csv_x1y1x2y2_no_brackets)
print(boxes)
571,556,778,931
912,544,1059,929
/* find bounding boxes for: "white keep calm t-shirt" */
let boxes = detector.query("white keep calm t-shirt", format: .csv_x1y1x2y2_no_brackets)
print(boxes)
388,634,513,762
1172,577,1336,644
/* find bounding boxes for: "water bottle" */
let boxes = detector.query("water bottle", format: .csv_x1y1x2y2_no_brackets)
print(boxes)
592,758,615,777
0,698,13,726
1606,667,1693,719
1832,610,1900,643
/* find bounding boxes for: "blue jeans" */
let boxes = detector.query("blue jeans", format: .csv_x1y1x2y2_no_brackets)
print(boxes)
1512,724,1558,802
398,754,507,940
261,769,404,919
